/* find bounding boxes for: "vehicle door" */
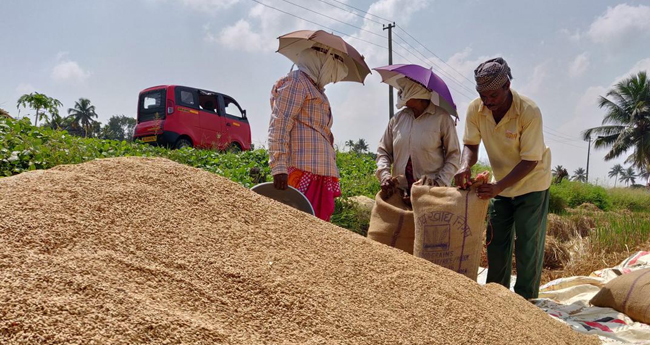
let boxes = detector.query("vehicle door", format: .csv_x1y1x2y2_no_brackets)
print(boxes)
197,90,224,149
219,94,251,150
172,86,200,138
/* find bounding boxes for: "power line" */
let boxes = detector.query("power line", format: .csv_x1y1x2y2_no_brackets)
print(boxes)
325,0,393,22
544,134,587,149
395,25,477,87
278,0,386,39
308,0,478,101
250,0,388,50
544,125,584,142
391,34,478,98
313,0,384,25
387,36,476,102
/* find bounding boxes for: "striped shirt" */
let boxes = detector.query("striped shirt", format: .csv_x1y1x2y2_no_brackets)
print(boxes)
268,70,339,178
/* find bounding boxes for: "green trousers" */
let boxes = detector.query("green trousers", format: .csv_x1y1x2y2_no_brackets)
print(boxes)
486,189,550,300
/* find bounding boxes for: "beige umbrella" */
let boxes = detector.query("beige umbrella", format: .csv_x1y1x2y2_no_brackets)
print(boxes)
277,30,371,84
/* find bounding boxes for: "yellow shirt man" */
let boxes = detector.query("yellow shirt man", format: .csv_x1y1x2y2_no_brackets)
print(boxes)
463,89,552,197
455,57,552,300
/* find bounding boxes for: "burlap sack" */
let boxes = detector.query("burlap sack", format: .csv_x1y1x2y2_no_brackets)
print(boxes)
411,183,489,280
367,191,415,254
590,268,650,324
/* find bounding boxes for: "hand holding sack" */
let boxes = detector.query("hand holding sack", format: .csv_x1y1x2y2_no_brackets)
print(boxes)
368,175,415,254
411,172,491,280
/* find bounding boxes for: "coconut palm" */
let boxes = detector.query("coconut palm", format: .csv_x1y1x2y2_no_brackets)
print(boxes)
582,71,650,171
345,140,355,152
552,165,569,184
572,168,587,183
619,167,637,187
608,164,624,187
16,92,63,126
354,138,369,153
68,98,99,137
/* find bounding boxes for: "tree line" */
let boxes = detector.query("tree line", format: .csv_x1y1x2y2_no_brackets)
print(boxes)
8,92,135,141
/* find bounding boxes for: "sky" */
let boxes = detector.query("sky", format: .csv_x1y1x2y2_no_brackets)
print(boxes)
1,0,649,186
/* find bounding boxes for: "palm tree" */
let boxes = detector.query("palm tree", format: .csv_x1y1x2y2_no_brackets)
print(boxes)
619,167,637,187
68,98,99,137
354,138,369,153
582,71,650,171
16,92,63,126
572,168,587,183
552,165,569,184
345,140,355,152
608,164,624,187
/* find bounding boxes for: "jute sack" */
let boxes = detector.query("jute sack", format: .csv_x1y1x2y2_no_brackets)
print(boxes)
367,191,415,254
411,182,489,280
590,268,650,324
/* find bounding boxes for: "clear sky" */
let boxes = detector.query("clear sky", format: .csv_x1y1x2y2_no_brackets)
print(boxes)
1,0,649,185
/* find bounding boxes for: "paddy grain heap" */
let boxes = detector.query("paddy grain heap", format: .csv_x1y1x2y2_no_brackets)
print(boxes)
0,157,598,344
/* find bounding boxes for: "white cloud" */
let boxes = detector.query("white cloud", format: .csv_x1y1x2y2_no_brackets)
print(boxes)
569,53,590,78
182,0,240,11
146,0,241,13
51,59,91,83
559,28,581,42
207,19,270,52
561,57,650,135
15,83,36,95
614,57,650,84
520,61,550,96
209,1,358,53
586,4,650,49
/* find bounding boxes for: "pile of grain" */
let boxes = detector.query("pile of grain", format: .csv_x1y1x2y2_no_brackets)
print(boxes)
0,157,598,344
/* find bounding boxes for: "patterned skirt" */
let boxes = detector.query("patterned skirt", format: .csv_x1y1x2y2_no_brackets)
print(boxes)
288,167,341,222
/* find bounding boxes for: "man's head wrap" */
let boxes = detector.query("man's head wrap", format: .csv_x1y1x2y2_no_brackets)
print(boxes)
474,57,512,93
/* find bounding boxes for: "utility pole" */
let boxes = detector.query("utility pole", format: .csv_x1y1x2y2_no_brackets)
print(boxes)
383,22,395,119
586,135,591,183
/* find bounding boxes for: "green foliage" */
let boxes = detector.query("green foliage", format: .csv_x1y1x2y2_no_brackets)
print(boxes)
591,212,650,253
608,187,650,212
549,180,612,213
330,198,370,236
68,98,99,138
16,92,63,127
101,115,137,141
583,71,650,170
336,151,379,198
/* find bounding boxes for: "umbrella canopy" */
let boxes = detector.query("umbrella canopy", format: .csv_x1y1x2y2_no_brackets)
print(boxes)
277,30,371,84
374,64,458,117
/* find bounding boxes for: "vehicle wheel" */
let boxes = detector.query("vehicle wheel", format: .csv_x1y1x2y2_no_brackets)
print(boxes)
175,138,193,149
227,142,242,153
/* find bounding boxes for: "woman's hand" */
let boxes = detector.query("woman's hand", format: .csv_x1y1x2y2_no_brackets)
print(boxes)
381,177,397,197
273,173,288,190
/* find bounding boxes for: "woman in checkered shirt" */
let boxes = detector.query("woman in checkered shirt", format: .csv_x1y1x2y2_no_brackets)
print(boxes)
268,44,349,221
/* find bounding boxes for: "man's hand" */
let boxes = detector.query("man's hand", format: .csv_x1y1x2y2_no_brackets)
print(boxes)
273,173,288,190
476,183,503,199
454,167,472,189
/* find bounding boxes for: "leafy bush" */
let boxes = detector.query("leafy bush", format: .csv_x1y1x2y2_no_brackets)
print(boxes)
550,180,611,212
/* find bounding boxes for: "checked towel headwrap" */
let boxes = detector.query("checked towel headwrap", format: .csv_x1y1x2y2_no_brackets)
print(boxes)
474,57,512,92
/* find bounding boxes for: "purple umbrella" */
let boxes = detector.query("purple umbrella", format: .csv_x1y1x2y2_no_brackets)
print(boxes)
374,64,458,117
